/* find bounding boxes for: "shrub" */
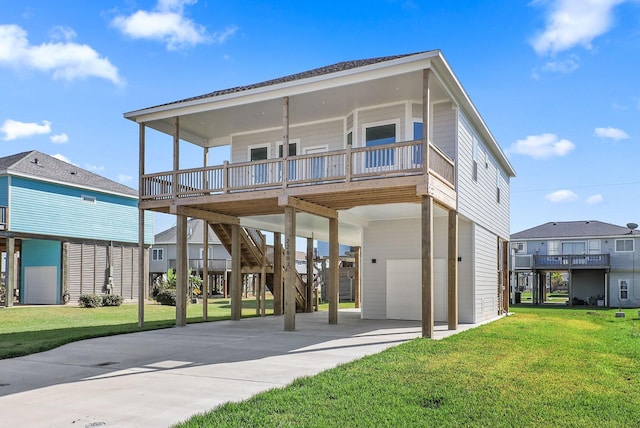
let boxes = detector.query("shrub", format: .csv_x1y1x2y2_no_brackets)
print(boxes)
155,289,177,306
102,294,124,307
79,294,102,308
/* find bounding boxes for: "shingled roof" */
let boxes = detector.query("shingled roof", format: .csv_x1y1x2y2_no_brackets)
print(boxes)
154,52,430,109
154,218,222,245
511,220,639,240
0,150,138,198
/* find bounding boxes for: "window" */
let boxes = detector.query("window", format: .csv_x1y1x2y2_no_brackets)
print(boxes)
249,144,270,184
152,248,164,261
472,137,479,181
615,239,634,252
365,123,396,168
346,131,353,146
412,122,423,165
588,240,601,254
512,242,525,253
562,241,586,255
548,240,559,255
496,169,501,203
81,195,96,204
619,279,629,300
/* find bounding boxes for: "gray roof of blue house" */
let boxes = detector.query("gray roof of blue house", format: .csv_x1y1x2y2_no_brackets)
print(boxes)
511,221,640,240
0,150,138,197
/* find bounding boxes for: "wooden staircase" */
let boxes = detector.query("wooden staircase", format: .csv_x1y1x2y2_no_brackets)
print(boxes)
211,224,307,311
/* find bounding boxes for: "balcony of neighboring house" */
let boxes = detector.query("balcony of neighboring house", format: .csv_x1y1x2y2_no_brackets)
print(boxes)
514,253,611,271
169,258,232,273
0,206,6,231
139,139,455,215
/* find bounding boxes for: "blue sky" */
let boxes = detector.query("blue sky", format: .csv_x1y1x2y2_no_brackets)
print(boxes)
1,0,639,235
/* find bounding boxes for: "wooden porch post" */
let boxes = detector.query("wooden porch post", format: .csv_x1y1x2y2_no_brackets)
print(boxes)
284,206,296,331
282,96,289,188
306,237,314,313
5,237,15,307
354,246,361,309
260,238,267,317
176,214,188,327
173,117,179,199
448,210,458,330
422,196,434,338
422,69,431,174
273,232,283,315
138,122,145,326
231,224,242,320
328,217,339,324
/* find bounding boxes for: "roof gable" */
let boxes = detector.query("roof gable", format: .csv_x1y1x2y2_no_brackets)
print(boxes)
0,151,137,198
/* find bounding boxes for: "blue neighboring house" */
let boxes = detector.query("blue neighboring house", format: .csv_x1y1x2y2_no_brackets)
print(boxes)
0,150,153,305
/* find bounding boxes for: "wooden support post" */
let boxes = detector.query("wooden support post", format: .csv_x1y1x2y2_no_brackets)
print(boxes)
306,237,314,313
273,232,283,315
231,224,242,320
253,275,259,315
422,196,434,338
172,116,179,199
138,122,145,327
203,220,209,321
284,206,296,330
260,238,266,317
5,237,15,307
447,210,458,330
328,217,339,324
354,246,361,309
176,215,188,327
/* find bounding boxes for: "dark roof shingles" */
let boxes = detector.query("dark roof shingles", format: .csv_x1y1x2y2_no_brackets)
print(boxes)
511,220,639,239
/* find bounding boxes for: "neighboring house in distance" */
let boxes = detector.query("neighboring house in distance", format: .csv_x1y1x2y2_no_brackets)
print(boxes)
125,50,516,336
0,151,153,306
511,220,640,308
151,218,231,291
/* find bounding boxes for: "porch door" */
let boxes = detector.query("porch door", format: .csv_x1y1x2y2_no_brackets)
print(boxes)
365,123,396,168
250,145,269,184
278,142,297,181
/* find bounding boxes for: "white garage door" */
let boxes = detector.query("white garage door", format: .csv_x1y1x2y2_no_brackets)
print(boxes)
386,259,447,321
24,266,58,304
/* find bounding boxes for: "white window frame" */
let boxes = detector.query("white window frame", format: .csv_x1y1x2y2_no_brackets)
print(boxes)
548,240,560,255
615,238,634,252
561,241,586,255
152,248,164,262
588,239,601,254
619,279,629,300
247,143,271,185
360,119,400,171
511,242,526,253
472,137,479,181
276,139,300,158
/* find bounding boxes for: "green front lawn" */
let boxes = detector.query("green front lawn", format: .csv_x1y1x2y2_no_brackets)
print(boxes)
0,298,271,359
176,307,640,428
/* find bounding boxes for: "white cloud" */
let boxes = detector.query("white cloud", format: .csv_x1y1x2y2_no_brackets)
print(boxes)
541,55,580,73
595,126,630,140
0,24,121,84
118,174,133,183
1,119,51,141
86,163,104,172
508,133,575,159
111,0,236,50
531,0,626,56
546,190,578,202
50,133,68,144
52,154,72,164
586,194,604,204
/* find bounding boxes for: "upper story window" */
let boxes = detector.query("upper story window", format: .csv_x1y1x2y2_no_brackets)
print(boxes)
365,122,396,168
512,242,525,253
562,241,586,255
81,195,96,204
152,248,164,261
615,239,634,252
548,240,560,255
588,239,601,254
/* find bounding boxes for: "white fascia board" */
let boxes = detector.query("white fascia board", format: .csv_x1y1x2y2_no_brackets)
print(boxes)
7,171,139,200
124,52,440,123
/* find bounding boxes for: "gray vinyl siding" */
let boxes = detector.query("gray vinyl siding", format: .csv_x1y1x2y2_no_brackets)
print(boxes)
474,224,498,322
231,120,343,163
432,102,456,159
457,111,510,239
361,214,449,320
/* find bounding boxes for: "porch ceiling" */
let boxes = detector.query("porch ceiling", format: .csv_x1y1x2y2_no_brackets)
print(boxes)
144,70,450,147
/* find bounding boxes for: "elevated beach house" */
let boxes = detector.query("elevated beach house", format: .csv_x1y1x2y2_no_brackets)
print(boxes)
125,50,515,337
0,150,153,306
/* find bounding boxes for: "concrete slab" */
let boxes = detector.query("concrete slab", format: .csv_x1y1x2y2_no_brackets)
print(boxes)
0,309,500,427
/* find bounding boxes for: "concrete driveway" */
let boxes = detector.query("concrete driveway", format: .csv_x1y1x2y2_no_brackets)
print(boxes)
0,309,490,428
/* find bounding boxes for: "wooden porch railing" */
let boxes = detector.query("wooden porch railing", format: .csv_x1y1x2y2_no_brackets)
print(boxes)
141,140,454,200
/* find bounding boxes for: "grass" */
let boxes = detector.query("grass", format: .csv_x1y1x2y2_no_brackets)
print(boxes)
0,298,273,359
175,306,640,428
